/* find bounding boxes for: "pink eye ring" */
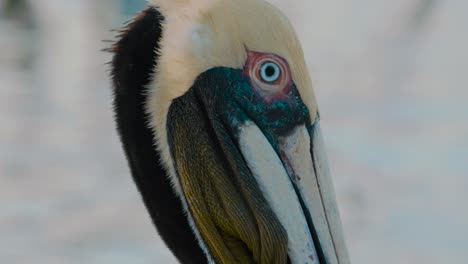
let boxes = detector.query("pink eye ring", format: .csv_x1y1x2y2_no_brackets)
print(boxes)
244,50,292,102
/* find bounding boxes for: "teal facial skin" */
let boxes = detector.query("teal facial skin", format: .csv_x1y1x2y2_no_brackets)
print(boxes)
193,67,312,152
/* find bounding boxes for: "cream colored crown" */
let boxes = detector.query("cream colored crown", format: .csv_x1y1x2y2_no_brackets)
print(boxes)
147,0,316,112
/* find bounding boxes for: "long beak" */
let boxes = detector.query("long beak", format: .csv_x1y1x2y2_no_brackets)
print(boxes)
166,68,350,264
238,117,349,264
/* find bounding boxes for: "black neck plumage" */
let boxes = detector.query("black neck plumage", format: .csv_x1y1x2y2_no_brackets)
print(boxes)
109,7,208,264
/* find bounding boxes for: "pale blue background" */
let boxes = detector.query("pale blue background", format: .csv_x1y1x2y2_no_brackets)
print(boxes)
1,0,467,263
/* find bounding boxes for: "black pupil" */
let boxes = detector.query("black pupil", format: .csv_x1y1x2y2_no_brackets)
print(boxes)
265,65,276,77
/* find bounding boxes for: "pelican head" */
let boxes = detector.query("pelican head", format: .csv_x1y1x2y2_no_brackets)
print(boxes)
110,0,349,263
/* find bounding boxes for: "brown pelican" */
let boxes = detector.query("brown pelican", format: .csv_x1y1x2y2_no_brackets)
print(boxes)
109,0,350,263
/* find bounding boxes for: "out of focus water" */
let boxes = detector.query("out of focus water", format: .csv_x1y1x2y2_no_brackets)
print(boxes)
1,0,467,263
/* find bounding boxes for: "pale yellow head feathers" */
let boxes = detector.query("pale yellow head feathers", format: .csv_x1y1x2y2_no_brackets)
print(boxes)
147,0,317,115
146,0,318,193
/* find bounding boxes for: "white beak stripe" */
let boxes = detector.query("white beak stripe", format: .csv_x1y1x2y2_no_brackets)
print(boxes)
238,122,319,264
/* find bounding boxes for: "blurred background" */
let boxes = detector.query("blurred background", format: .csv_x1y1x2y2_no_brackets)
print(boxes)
1,0,466,263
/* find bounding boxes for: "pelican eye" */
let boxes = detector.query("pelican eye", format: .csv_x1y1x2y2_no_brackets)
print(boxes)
259,61,281,83
244,51,292,97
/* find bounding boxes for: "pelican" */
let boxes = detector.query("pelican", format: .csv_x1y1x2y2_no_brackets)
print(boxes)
109,0,350,263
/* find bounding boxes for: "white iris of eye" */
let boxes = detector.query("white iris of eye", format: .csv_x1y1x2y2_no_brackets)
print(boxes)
260,61,281,83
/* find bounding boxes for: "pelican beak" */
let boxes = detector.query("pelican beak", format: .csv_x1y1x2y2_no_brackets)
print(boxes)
167,67,349,264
